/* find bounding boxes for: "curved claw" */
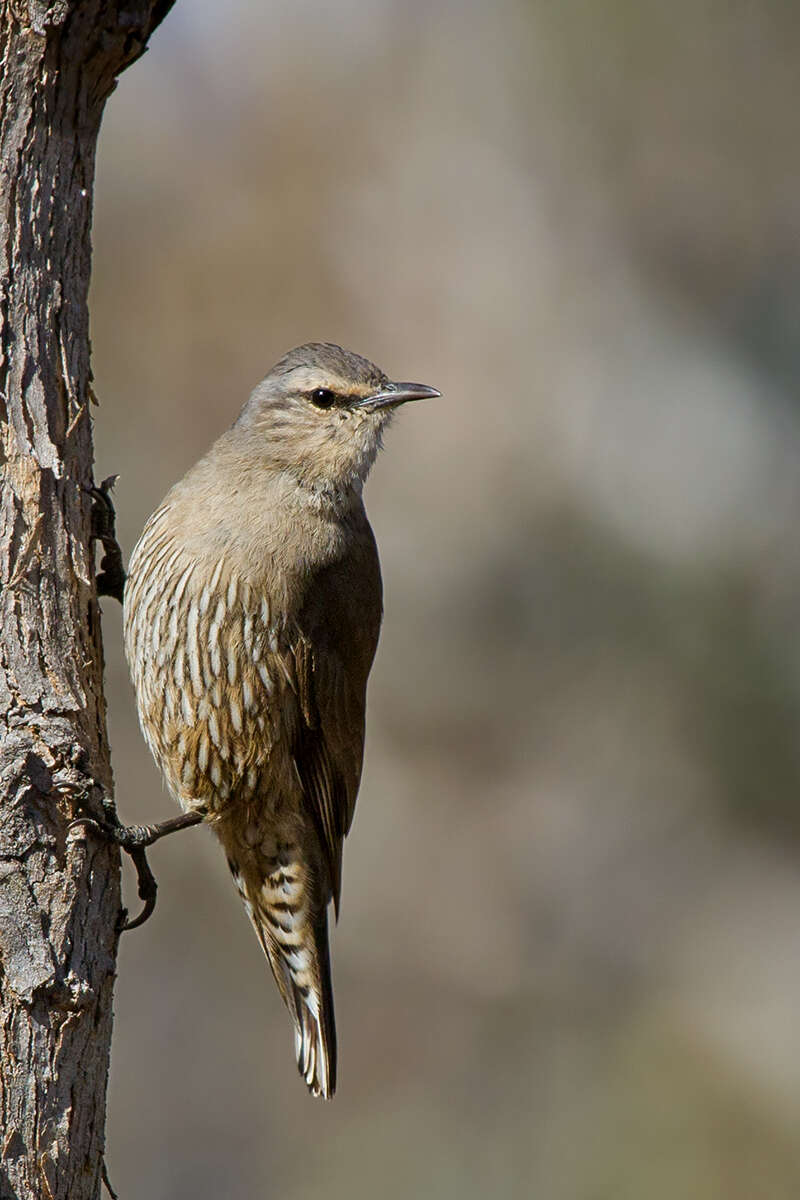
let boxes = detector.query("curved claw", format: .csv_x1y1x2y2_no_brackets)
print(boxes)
68,814,119,841
120,847,158,931
121,901,156,933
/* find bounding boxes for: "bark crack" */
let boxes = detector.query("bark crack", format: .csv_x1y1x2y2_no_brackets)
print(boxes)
0,4,178,1195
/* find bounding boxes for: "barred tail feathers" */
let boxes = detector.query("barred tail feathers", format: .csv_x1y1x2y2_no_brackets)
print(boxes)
227,852,337,1099
288,910,337,1098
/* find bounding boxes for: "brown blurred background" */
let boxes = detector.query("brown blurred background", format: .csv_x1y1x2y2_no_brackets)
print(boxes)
90,2,800,1196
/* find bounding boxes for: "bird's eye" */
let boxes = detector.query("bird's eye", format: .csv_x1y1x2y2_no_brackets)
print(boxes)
310,388,336,409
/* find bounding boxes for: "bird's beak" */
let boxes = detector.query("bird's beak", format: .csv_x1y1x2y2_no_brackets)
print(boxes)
356,381,441,412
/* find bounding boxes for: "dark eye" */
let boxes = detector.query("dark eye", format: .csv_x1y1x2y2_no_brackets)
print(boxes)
310,388,336,409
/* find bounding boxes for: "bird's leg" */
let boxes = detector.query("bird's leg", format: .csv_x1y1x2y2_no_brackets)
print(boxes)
69,804,204,931
89,474,126,604
71,809,206,850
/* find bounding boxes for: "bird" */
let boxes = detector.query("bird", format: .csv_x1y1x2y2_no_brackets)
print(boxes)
121,342,439,1098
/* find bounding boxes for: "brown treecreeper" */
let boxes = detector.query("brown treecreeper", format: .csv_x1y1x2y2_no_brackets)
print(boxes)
85,343,438,1098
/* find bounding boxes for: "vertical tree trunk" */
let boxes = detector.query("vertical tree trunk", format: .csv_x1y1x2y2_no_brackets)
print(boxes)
0,4,175,1196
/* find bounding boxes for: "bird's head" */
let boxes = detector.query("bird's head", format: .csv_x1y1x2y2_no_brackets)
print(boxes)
234,342,440,499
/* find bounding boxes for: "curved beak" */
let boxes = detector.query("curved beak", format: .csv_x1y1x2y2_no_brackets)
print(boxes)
356,381,441,412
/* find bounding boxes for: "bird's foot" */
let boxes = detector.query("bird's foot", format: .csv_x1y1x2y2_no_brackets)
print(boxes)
68,809,205,931
89,475,126,604
68,811,158,932
70,815,169,850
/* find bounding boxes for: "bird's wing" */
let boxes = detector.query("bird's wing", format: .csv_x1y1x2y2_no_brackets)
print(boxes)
282,542,382,914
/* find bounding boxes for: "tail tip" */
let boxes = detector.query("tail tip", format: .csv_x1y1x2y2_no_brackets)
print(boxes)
295,1005,336,1099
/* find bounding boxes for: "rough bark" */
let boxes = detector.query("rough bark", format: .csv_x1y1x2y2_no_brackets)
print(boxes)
0,4,175,1197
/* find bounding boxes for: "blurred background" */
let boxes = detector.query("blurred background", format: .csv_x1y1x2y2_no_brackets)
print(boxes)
90,2,800,1196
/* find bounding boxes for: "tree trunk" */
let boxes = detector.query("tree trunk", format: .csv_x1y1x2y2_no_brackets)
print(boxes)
0,4,174,1196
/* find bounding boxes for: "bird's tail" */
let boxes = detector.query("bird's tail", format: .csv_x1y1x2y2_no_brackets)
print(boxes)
226,849,337,1099
288,909,337,1098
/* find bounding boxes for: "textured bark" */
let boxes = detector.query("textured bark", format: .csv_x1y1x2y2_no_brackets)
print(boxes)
0,4,174,1197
